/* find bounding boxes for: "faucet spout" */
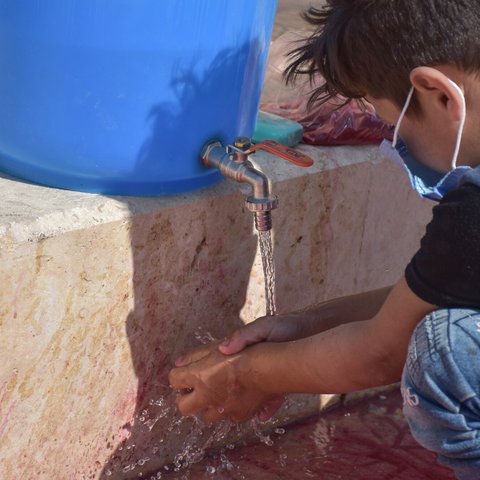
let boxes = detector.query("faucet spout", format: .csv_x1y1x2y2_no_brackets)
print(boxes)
201,139,278,232
242,167,270,200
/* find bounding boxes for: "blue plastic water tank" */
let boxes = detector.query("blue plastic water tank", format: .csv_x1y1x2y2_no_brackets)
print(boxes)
0,0,277,195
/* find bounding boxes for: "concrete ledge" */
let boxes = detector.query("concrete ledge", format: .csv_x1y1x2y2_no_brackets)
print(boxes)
0,144,433,479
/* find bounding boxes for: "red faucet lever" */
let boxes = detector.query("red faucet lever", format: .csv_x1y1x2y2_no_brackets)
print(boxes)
248,140,314,168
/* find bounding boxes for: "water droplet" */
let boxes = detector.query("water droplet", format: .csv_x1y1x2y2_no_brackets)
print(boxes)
106,470,112,476
138,460,145,466
156,473,163,479
380,395,387,400
139,416,146,422
206,466,216,475
265,439,274,446
217,407,225,414
226,443,235,450
258,230,277,316
219,453,233,471
142,409,148,416
163,466,170,471
274,428,286,435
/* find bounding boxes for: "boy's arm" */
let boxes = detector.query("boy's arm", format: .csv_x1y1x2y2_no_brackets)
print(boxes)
220,286,392,354
175,286,392,368
169,277,436,422
246,277,435,394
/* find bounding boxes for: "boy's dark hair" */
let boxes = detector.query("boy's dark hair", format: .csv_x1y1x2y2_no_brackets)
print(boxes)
285,0,480,111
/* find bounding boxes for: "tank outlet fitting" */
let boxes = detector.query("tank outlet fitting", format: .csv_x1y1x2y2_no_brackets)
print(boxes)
246,195,279,233
201,138,312,232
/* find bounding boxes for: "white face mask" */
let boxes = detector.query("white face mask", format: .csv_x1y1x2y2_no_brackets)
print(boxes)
380,79,472,201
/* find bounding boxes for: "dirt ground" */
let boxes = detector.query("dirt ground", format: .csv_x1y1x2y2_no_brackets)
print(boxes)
273,0,325,39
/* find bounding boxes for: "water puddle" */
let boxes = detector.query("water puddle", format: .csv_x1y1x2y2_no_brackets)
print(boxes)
163,390,456,480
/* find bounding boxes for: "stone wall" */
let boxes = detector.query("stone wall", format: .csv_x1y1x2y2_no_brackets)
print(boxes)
0,145,433,479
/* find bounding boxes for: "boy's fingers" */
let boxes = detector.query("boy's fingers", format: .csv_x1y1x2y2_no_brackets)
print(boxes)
256,396,285,423
176,390,209,417
230,404,258,423
219,319,271,355
169,367,195,390
175,344,214,367
203,406,224,424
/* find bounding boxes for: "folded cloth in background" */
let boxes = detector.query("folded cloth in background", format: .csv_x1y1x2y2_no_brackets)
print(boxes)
261,97,393,146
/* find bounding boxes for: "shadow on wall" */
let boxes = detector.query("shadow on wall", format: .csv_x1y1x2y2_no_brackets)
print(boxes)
99,42,263,479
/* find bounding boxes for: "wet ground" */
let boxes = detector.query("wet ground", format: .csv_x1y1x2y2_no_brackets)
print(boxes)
165,390,456,480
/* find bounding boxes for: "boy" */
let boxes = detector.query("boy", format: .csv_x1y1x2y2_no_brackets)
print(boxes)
169,2,480,478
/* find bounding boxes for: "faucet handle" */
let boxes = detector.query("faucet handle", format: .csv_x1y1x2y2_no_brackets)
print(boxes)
248,140,314,167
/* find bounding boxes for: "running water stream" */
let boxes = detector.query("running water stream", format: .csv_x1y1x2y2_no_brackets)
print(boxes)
258,230,276,316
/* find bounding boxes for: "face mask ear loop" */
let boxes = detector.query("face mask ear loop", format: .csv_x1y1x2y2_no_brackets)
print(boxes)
392,86,415,148
448,80,466,169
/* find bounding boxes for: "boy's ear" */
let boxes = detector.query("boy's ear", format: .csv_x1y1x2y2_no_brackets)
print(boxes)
410,66,464,121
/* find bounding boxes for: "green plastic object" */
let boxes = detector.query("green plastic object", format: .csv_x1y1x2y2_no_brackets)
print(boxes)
253,111,304,147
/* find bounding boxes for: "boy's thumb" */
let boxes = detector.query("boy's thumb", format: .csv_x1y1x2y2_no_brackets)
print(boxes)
219,321,271,355
218,332,247,355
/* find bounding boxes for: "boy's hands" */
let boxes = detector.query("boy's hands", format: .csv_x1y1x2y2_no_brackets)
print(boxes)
174,341,220,368
169,280,435,425
174,314,302,369
218,314,302,355
169,344,277,423
173,314,304,422
175,313,299,367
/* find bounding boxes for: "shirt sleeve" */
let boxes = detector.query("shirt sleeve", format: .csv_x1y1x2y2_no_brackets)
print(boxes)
405,183,480,308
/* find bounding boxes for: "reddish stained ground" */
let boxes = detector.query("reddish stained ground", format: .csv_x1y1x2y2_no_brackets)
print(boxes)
168,390,456,480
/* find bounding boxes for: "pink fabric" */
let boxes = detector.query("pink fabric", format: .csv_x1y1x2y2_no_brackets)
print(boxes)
261,97,394,146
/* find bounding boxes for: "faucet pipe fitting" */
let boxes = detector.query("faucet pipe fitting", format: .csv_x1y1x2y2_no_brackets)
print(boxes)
201,141,278,232
201,138,314,232
201,142,272,197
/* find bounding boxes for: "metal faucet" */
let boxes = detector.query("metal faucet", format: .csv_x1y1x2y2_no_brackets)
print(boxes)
201,137,313,232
